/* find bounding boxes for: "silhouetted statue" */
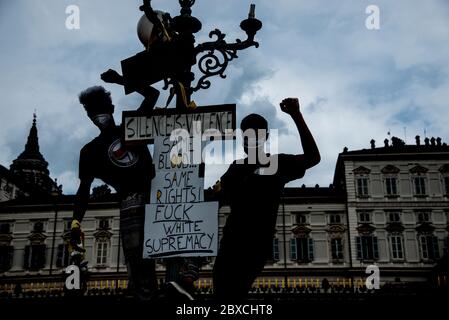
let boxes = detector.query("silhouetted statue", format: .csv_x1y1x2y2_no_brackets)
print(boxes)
71,86,157,300
101,1,196,112
391,136,405,147
212,98,321,300
430,137,436,146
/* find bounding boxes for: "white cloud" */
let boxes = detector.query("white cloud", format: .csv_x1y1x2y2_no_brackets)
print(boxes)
55,170,79,194
1,0,449,194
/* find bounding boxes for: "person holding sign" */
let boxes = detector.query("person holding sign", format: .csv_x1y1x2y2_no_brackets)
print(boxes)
71,86,157,300
213,97,320,300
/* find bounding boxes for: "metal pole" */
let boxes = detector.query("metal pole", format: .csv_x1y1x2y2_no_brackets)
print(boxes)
281,190,288,287
49,196,58,275
116,231,121,290
343,179,355,292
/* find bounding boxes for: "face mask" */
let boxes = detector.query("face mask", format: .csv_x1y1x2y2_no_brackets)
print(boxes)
92,114,113,129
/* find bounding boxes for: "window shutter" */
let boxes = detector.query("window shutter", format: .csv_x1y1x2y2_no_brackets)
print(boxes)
420,236,428,259
24,245,30,269
63,245,70,267
444,237,449,256
356,179,362,195
356,237,362,260
32,245,46,269
308,238,314,261
0,246,13,271
7,246,13,270
272,238,279,261
398,237,404,259
335,239,343,259
373,237,379,260
56,244,64,268
40,245,47,268
331,239,336,259
432,236,440,260
290,238,297,261
414,177,419,194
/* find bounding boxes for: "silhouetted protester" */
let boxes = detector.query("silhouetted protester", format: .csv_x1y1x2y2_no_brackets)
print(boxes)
213,98,320,300
71,86,157,300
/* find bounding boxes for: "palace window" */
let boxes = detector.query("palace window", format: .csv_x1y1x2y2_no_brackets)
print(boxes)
56,244,70,268
410,165,428,196
99,219,110,230
356,177,369,197
96,240,109,265
272,238,280,261
64,220,72,232
444,177,449,195
389,236,404,260
331,238,344,260
413,177,427,196
358,211,372,223
290,238,314,262
387,212,401,223
32,221,44,233
356,236,379,260
444,237,449,256
354,166,371,197
439,164,449,195
0,246,13,272
329,214,342,224
416,211,431,223
294,213,308,225
385,177,398,196
420,235,439,260
24,244,46,270
382,165,400,196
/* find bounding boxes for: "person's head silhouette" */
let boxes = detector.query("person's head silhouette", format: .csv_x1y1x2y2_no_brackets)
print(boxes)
240,113,269,156
79,86,115,130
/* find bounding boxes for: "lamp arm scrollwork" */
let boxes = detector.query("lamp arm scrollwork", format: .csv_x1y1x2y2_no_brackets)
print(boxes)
192,29,259,92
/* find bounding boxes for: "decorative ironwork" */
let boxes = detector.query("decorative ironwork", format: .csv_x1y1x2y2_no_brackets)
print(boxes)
179,0,195,15
192,7,262,93
386,222,405,233
192,30,239,92
142,0,261,99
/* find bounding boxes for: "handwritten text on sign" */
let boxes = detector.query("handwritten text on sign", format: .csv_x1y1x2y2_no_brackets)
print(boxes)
143,136,218,258
122,104,235,143
144,202,218,258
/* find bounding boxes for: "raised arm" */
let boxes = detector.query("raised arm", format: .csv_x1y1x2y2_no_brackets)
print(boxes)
280,98,321,169
70,177,92,253
101,69,124,85
73,178,92,223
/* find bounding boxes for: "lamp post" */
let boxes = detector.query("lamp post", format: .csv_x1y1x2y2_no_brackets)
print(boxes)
124,0,263,288
139,0,262,108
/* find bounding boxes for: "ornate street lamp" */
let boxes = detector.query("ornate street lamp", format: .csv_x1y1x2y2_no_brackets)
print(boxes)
104,0,262,110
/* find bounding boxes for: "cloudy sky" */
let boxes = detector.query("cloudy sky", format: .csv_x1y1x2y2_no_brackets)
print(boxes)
1,0,449,194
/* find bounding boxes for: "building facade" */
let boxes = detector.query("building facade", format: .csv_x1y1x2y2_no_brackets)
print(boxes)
1,126,448,292
333,137,449,284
